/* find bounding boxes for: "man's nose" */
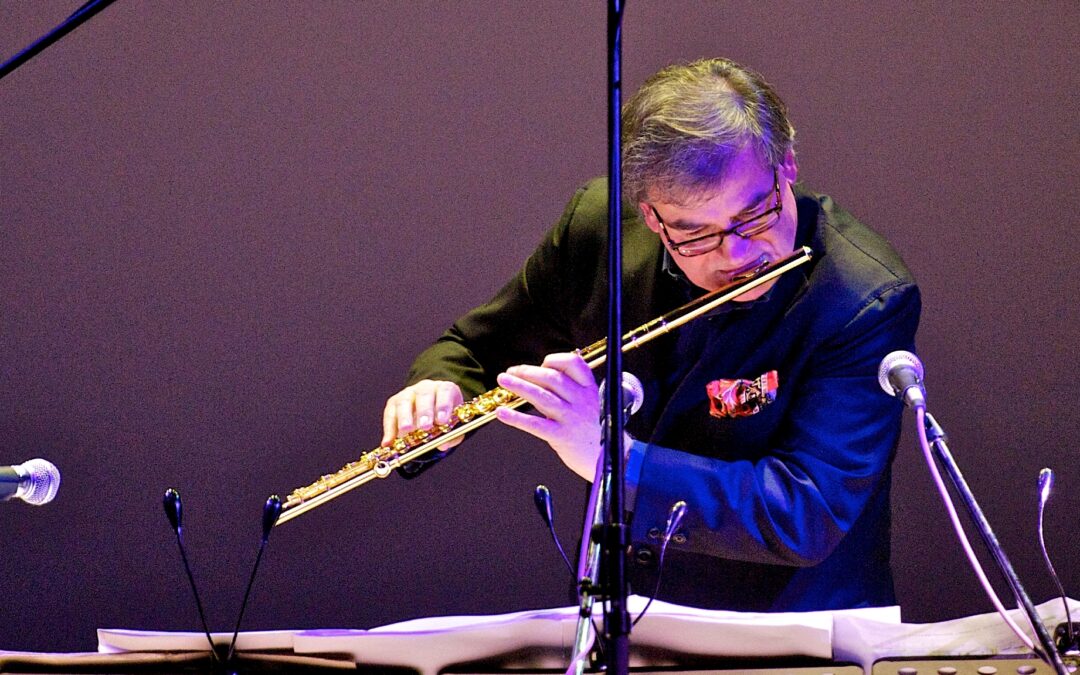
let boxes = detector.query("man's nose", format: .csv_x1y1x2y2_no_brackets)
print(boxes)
717,232,752,260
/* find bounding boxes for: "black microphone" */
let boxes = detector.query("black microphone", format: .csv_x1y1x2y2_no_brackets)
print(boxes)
877,350,926,408
633,500,689,627
1,458,60,505
162,488,220,663
598,372,644,418
225,494,282,664
533,485,574,576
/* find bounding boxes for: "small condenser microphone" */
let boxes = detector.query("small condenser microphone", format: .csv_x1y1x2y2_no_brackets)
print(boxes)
633,500,690,627
162,488,220,663
533,484,574,576
1,458,60,505
161,488,285,667
877,350,926,408
224,494,282,664
1036,468,1077,653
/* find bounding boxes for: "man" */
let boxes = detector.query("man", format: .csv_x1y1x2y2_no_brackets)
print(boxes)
382,58,920,611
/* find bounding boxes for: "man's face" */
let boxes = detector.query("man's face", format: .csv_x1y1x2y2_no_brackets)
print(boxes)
638,145,799,299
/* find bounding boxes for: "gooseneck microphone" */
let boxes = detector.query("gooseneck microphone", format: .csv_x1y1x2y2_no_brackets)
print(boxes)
1,458,60,505
877,350,926,408
163,488,284,668
225,494,282,664
664,500,688,539
1036,468,1077,653
533,484,573,576
162,488,219,663
633,500,688,627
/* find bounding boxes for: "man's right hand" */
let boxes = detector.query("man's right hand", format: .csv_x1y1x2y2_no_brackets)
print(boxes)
381,379,465,451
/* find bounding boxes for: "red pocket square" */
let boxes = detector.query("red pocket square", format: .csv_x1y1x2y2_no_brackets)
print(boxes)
707,370,779,419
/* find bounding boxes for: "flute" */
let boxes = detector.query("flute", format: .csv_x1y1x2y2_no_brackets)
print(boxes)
276,245,813,526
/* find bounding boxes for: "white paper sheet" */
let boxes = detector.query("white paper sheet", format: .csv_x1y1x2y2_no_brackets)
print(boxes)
291,595,900,675
95,595,901,673
833,596,1079,673
96,628,298,654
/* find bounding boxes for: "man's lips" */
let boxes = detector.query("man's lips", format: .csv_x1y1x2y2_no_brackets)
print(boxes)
727,254,771,282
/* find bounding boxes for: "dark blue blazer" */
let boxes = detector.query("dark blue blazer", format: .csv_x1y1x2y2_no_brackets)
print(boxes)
407,177,921,611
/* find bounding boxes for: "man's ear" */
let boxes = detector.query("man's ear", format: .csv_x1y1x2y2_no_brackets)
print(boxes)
638,202,661,234
780,148,798,184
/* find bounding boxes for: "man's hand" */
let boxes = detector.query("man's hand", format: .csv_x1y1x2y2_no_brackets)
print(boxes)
494,352,601,481
381,379,465,451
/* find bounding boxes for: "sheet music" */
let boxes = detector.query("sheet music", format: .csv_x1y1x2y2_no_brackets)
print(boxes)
833,597,1079,673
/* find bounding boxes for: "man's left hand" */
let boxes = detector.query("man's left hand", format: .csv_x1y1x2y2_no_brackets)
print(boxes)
494,352,600,481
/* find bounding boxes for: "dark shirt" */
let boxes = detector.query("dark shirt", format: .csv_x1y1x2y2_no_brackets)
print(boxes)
406,177,921,611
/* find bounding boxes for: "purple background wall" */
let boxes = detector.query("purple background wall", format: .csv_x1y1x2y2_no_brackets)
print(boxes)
1,1,1077,652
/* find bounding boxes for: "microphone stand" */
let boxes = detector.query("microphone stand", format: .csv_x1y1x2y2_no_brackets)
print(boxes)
568,2,629,673
600,1,630,673
923,412,1069,674
0,0,119,81
567,446,612,675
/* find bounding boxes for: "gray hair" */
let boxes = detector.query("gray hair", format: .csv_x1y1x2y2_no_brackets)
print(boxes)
622,58,795,205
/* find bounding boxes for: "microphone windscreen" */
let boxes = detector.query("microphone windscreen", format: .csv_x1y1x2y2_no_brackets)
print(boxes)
877,350,923,396
533,484,553,526
1038,468,1053,505
262,495,283,539
599,372,645,415
163,488,182,531
19,458,60,505
622,372,645,415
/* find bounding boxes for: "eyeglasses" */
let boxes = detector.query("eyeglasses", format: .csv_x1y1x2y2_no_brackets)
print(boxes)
650,169,782,257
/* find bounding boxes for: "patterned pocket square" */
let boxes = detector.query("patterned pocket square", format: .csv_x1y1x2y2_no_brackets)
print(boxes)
707,370,778,419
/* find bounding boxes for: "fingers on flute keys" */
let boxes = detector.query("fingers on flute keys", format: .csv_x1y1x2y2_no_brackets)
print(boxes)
495,353,601,481
382,379,464,451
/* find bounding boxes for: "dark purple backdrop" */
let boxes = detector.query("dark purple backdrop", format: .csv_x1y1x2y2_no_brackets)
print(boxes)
1,1,1077,652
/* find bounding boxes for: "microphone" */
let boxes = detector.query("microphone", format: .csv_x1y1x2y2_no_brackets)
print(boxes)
533,484,574,576
163,488,284,666
1,458,61,505
1038,468,1053,507
1036,468,1077,653
664,500,688,540
598,372,644,417
632,500,689,627
162,488,220,663
877,350,926,408
225,494,282,664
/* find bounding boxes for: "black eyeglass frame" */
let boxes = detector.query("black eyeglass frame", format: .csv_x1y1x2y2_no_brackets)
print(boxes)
649,169,783,257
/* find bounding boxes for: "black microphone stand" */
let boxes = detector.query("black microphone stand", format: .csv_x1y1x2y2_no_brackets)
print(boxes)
0,0,119,81
923,412,1069,674
568,4,628,671
599,1,630,674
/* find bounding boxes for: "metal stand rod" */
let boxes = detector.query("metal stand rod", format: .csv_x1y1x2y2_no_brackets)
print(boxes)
600,1,630,673
924,412,1068,674
568,458,609,675
0,0,119,81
